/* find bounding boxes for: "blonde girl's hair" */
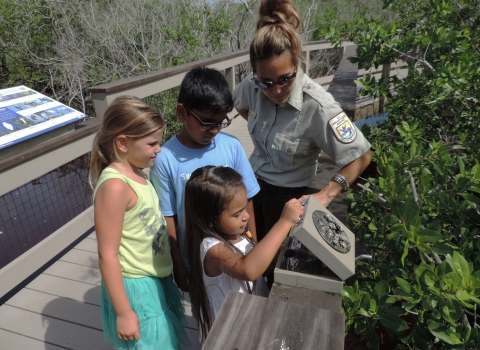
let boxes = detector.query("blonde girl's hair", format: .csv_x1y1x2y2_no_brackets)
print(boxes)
250,0,305,71
184,166,256,340
88,95,164,189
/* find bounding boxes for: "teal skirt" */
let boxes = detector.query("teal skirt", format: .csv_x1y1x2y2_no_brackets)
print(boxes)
101,276,190,350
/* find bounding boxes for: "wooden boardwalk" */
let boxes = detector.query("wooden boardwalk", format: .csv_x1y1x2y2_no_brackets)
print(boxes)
0,232,201,350
0,117,251,350
0,115,346,350
0,40,394,349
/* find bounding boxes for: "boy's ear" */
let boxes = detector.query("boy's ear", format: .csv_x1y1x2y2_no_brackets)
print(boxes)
115,135,129,153
177,103,187,122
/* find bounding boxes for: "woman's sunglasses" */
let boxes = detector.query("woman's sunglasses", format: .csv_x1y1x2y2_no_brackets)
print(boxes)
184,105,238,130
253,71,297,90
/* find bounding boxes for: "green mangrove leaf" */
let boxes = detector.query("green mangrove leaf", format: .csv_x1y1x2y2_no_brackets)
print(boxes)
455,289,470,301
369,298,377,313
408,157,423,168
449,251,471,281
378,308,409,332
461,193,480,203
420,167,432,188
357,309,372,317
456,290,474,308
374,281,389,299
444,272,463,290
417,243,433,254
439,297,463,323
409,215,421,234
420,270,439,288
458,157,465,175
392,200,406,220
382,214,400,225
427,320,462,345
401,240,409,266
417,229,444,243
455,175,471,192
396,277,411,294
431,243,453,255
405,196,420,225
366,321,379,350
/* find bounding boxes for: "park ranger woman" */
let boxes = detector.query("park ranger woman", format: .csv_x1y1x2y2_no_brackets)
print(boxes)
234,0,372,244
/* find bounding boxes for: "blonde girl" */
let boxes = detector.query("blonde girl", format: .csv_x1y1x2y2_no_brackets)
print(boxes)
184,165,304,341
89,96,189,350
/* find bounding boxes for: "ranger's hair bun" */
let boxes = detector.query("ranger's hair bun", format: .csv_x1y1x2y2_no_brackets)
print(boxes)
257,0,303,34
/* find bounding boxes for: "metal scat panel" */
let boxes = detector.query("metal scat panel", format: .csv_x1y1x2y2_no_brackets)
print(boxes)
290,195,355,281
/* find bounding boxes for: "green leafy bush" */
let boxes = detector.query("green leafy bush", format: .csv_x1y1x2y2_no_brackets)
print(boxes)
323,0,480,348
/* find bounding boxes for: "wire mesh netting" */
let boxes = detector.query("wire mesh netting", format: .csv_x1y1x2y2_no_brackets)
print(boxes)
0,153,92,269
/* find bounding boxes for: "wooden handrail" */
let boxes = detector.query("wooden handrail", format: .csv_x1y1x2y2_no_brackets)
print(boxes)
0,119,101,175
86,40,337,94
0,40,363,301
87,49,249,94
87,41,353,119
2,41,348,196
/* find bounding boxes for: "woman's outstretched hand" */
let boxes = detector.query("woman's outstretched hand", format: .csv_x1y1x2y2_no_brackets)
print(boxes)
312,188,337,208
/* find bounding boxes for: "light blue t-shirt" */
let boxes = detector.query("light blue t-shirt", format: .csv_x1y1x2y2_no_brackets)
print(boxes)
150,132,260,265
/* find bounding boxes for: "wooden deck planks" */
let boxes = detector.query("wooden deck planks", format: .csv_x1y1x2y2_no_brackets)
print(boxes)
0,305,110,350
74,238,98,253
6,288,103,330
0,329,66,350
87,232,97,240
26,274,101,305
43,260,102,286
60,248,99,268
223,115,253,157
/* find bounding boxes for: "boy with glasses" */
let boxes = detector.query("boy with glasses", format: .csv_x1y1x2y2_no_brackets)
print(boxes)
150,67,260,291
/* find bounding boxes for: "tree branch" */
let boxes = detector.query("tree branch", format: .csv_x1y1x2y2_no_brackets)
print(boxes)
384,43,434,71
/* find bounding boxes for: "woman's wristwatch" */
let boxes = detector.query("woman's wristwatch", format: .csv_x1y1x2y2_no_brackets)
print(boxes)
331,174,349,193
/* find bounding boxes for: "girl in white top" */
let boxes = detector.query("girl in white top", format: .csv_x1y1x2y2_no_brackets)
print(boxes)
184,165,305,341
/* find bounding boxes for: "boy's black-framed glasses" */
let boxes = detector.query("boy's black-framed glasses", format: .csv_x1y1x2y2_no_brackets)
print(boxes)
184,105,238,130
253,70,297,90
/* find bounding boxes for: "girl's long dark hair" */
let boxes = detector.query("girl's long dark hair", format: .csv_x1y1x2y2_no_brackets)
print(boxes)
184,166,255,340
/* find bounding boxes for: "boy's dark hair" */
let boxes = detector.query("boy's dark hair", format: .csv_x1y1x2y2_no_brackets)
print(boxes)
178,67,234,112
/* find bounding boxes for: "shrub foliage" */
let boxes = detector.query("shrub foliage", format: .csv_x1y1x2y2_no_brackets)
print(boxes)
324,0,480,348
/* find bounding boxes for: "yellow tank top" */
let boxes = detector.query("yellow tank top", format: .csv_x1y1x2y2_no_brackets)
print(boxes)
93,167,172,278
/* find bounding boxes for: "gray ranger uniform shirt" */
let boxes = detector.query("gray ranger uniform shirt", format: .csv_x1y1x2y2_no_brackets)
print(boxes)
234,68,371,188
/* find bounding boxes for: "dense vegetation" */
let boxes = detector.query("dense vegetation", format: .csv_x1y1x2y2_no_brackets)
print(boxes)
2,0,479,348
326,0,480,348
0,0,386,138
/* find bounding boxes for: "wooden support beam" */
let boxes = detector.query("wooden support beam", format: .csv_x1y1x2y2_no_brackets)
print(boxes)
327,45,358,119
225,66,236,91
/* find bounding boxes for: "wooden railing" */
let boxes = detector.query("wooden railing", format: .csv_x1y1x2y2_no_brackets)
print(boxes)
0,40,400,301
87,41,355,119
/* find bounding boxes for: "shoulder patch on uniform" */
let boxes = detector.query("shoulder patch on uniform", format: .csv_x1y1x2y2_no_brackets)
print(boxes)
248,110,257,119
328,111,357,143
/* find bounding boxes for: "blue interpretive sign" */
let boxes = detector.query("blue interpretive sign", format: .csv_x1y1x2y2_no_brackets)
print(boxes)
0,85,86,150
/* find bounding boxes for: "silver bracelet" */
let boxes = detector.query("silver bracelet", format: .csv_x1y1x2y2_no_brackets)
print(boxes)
331,174,349,193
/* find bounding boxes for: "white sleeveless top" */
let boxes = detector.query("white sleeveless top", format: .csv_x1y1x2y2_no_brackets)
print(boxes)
200,236,269,322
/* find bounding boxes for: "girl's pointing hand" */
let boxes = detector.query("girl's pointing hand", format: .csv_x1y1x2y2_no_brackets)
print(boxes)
279,198,305,227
